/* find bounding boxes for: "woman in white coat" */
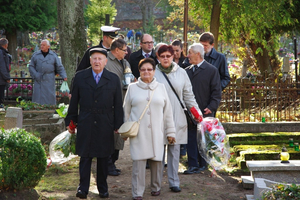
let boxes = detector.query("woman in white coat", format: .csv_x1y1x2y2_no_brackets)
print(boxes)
123,58,176,200
154,45,202,193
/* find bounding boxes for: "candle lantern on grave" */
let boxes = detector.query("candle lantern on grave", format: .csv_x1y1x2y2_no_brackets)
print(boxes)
280,146,290,163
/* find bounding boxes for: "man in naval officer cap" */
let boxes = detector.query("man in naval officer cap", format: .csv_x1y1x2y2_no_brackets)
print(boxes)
76,26,120,72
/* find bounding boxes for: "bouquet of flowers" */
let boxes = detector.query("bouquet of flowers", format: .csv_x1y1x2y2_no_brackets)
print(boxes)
58,81,70,97
49,103,77,164
197,117,230,171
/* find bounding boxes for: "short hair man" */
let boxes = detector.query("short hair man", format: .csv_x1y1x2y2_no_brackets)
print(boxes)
129,34,157,78
29,39,67,105
76,26,120,72
66,48,123,199
0,38,10,108
184,43,221,174
105,38,132,176
182,32,230,90
199,32,230,90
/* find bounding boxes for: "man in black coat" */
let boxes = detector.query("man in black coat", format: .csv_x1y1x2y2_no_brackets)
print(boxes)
182,32,230,90
129,34,157,78
184,43,221,174
0,38,10,108
65,48,123,199
76,26,120,72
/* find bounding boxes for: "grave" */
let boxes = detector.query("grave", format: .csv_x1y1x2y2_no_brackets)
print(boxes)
243,160,300,199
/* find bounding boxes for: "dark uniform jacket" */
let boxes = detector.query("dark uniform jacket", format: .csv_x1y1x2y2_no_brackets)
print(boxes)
128,48,157,78
65,67,123,158
185,61,221,117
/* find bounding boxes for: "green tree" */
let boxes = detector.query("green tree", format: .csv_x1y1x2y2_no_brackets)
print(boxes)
84,0,117,45
0,0,57,60
167,0,300,75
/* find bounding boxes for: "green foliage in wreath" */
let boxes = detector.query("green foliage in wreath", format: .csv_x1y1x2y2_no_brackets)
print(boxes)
262,183,300,200
0,128,47,190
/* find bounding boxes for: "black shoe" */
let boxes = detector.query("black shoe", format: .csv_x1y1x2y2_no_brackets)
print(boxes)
116,168,121,172
99,192,109,198
183,166,201,174
76,190,87,199
199,166,207,171
108,170,120,176
170,186,181,192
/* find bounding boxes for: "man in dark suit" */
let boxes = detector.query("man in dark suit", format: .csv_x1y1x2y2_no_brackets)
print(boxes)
184,43,221,174
65,48,123,199
129,34,157,78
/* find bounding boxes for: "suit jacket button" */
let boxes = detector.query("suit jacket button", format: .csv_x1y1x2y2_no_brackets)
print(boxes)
94,121,97,124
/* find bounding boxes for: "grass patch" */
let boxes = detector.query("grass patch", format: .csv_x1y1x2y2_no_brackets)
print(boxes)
35,158,79,192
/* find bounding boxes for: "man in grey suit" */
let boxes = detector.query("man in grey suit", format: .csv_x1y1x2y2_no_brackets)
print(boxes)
184,43,221,174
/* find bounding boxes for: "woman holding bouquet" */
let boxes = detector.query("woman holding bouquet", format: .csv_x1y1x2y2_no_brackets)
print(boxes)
154,45,202,192
123,58,176,200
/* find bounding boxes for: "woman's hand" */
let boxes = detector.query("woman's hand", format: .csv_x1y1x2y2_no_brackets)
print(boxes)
167,136,176,145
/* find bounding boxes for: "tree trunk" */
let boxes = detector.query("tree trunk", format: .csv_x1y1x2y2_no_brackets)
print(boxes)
6,29,18,62
249,42,272,74
17,31,30,47
57,0,87,86
210,0,221,51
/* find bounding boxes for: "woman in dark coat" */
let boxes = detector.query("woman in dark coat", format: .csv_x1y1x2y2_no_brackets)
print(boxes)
171,39,186,68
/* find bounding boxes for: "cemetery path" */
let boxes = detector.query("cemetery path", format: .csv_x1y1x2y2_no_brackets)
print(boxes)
1,141,253,200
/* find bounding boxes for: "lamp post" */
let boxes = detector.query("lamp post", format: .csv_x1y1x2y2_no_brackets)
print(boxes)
294,36,298,82
183,0,188,56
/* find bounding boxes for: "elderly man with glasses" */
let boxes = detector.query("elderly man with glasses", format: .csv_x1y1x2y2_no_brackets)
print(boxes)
129,34,158,78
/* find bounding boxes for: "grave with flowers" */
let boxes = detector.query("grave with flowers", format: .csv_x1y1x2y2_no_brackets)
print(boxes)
8,83,33,99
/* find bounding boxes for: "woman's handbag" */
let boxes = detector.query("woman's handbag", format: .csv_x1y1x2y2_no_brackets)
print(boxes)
161,72,198,128
119,90,155,138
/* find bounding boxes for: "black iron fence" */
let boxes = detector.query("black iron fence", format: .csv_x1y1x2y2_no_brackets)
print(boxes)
217,76,300,122
4,77,64,101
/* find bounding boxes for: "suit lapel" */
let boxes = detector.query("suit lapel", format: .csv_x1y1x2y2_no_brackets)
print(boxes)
84,68,97,89
97,69,110,89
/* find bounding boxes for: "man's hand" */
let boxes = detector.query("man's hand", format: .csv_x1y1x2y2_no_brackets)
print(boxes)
114,129,119,134
167,136,176,145
204,108,212,115
67,126,75,134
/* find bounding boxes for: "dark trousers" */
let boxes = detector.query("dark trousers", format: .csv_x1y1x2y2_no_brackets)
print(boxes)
78,156,109,194
0,85,5,104
186,128,206,168
108,149,119,172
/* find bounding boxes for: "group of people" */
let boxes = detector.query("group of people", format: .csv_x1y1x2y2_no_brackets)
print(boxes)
0,25,230,200
63,26,230,200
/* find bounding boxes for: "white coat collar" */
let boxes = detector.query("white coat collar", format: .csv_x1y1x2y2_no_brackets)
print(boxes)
136,77,159,90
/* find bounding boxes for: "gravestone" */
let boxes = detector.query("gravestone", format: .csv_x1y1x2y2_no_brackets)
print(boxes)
4,107,23,129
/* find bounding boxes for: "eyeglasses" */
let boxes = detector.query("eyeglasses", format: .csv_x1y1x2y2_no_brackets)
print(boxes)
140,68,154,72
142,41,154,45
119,48,127,52
159,55,172,58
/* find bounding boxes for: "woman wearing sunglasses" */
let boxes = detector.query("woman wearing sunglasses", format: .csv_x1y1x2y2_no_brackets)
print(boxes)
123,58,176,200
154,45,201,193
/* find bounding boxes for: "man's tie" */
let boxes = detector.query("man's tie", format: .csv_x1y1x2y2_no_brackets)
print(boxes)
95,74,99,84
193,65,198,72
145,53,149,58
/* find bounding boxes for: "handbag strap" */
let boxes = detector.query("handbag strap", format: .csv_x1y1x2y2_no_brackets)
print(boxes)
161,71,187,110
137,89,155,123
